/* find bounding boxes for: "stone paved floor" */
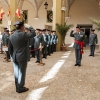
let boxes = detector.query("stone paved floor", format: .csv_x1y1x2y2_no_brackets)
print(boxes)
0,48,100,100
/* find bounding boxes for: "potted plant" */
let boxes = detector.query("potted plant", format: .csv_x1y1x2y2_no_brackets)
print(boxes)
56,22,73,51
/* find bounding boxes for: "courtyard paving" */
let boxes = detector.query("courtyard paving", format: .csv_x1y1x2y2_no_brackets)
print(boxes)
0,47,100,100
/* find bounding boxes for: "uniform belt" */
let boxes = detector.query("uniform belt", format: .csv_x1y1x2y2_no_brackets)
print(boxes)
74,40,84,54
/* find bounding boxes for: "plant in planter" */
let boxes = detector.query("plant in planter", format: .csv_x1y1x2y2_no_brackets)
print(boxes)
56,22,73,51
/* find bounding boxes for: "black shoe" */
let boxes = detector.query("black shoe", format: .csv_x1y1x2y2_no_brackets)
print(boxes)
16,87,29,93
35,61,40,63
74,64,78,66
78,64,81,67
89,55,92,56
35,61,38,63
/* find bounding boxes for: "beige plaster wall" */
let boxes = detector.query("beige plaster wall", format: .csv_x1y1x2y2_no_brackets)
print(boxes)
0,0,100,45
65,0,100,44
22,0,53,29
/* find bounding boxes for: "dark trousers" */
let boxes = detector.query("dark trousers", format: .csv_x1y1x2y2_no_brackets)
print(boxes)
47,45,51,55
35,50,40,62
75,49,82,65
90,45,95,56
42,46,47,58
30,46,35,57
6,51,10,59
13,60,27,89
51,43,54,53
54,44,56,52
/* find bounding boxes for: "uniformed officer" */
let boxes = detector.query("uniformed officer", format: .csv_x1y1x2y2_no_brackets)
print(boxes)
1,27,7,55
8,21,36,93
89,29,98,57
50,30,54,54
70,26,86,67
42,29,48,59
34,29,42,63
46,29,51,56
4,30,10,61
53,31,58,52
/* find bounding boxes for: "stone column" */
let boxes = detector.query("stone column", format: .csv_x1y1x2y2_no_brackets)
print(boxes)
9,0,17,28
52,0,66,51
52,0,62,51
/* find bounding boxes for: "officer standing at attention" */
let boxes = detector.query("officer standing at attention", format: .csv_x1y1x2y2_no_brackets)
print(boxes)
34,29,42,63
8,21,36,93
70,26,86,67
42,29,48,59
89,29,98,57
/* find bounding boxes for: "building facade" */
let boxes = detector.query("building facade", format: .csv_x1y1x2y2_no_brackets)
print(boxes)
0,0,100,47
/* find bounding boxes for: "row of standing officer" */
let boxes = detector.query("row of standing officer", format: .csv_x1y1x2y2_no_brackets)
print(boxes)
29,28,58,63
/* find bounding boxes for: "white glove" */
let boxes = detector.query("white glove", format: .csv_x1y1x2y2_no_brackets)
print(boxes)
24,24,30,28
72,28,75,31
47,45,48,47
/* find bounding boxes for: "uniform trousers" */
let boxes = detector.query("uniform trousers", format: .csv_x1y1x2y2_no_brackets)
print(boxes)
42,46,47,58
75,49,82,65
13,60,27,89
90,45,95,56
47,45,51,55
35,49,40,62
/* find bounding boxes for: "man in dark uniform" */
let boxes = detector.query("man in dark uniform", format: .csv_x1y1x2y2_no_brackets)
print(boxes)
46,29,51,56
70,26,86,67
53,31,58,52
50,30,54,54
34,29,42,63
42,29,48,59
8,21,35,93
89,29,98,57
1,27,7,54
4,30,10,61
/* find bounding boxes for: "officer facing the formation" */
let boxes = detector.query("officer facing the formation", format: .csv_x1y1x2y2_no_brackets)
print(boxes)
8,21,36,93
70,26,86,67
89,29,98,57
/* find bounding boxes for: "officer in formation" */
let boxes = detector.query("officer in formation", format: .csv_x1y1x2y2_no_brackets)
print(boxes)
89,29,98,57
31,29,58,63
34,29,42,63
8,21,36,93
70,26,86,67
4,30,10,61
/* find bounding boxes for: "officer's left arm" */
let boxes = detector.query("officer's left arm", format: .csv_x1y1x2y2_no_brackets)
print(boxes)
24,26,36,39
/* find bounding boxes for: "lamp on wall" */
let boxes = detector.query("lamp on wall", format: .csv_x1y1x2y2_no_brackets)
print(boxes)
44,0,48,9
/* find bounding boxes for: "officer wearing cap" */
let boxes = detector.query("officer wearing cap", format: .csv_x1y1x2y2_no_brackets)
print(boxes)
8,21,36,93
2,27,7,47
46,29,51,56
89,29,98,57
42,29,48,59
70,26,86,67
34,28,43,63
53,30,58,52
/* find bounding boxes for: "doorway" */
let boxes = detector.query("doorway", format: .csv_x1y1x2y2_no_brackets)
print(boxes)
77,24,93,43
